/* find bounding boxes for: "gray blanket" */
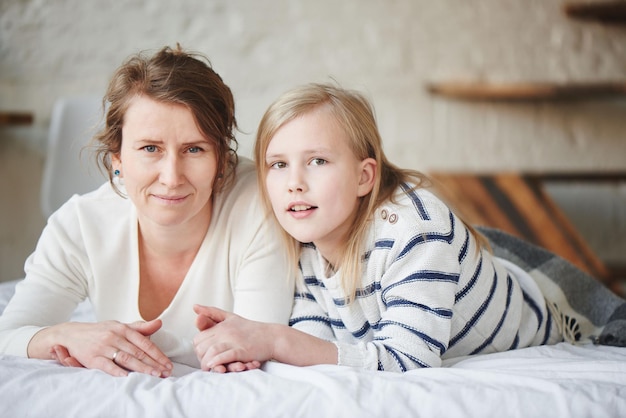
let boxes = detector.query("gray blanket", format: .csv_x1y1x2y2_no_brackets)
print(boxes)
477,226,626,347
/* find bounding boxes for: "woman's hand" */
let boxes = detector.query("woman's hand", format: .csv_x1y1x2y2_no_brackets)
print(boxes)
193,305,274,373
30,319,173,377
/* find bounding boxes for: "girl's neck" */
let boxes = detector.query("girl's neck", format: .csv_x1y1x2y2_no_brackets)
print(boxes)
316,244,342,274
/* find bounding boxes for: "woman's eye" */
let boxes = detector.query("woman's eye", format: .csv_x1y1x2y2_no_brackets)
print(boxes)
270,161,286,169
188,146,202,153
143,145,157,153
311,158,326,166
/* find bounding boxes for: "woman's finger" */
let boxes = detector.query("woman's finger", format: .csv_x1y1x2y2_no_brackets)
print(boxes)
245,360,262,370
92,320,172,376
104,336,171,377
108,348,169,377
51,345,83,368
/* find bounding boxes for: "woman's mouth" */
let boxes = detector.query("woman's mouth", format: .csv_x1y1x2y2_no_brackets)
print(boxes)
154,194,188,204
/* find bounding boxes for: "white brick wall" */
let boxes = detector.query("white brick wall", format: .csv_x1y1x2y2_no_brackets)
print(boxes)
1,0,625,280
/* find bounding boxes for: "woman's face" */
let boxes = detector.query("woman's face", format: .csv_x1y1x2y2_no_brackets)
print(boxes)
112,95,219,229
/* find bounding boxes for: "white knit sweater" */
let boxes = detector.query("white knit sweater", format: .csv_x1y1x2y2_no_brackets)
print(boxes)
290,184,560,372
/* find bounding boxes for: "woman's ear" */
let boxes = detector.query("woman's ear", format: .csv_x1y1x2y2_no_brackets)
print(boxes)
111,153,122,177
357,158,377,197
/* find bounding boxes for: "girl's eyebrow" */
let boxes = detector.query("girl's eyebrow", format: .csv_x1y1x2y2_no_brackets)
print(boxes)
265,151,283,161
266,148,333,159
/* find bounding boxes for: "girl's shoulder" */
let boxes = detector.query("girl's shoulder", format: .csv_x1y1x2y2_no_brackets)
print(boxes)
377,184,453,228
366,184,464,256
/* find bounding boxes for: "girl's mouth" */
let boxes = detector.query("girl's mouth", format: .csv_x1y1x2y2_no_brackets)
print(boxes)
290,204,316,212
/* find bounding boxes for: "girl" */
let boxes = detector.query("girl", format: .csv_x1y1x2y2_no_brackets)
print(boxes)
193,83,626,373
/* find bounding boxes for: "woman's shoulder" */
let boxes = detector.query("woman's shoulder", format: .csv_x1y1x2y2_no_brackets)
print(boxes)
36,182,131,256
219,157,257,196
48,181,131,227
55,181,125,211
232,156,257,189
213,157,266,222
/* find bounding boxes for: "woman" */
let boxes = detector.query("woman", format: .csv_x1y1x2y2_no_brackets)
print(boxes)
0,45,294,377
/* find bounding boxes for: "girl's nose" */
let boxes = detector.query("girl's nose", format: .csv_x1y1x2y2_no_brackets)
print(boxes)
288,169,307,193
288,183,305,193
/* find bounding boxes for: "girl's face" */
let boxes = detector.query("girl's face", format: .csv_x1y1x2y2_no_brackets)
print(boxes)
112,95,218,230
264,108,376,265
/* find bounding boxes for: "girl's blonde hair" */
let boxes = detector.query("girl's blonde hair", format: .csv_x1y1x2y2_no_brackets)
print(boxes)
255,83,486,302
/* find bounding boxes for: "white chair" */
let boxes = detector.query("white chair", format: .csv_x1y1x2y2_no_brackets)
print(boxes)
40,96,108,219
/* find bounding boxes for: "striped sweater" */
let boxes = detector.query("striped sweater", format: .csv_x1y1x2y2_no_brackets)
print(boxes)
290,184,561,372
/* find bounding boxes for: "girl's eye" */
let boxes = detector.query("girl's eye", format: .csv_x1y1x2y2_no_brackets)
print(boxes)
269,161,286,169
188,146,202,154
143,145,157,153
311,158,326,166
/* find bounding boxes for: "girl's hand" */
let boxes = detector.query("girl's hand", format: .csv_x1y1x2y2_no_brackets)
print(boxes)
30,319,173,377
193,305,274,373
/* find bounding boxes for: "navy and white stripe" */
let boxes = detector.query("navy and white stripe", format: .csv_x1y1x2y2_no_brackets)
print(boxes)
290,185,556,372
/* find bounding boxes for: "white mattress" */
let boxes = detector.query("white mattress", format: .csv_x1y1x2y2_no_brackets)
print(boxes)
1,279,625,417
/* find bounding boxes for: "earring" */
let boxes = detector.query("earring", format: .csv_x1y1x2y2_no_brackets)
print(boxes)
114,169,120,176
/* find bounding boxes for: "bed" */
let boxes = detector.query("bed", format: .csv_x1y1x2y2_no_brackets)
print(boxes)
1,279,625,417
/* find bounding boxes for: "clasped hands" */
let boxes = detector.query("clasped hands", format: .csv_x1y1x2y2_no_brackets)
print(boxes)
46,306,271,377
193,304,274,373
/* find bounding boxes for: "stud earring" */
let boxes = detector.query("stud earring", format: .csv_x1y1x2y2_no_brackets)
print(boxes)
114,169,120,176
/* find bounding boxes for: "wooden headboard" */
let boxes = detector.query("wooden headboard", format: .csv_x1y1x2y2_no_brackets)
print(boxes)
429,172,623,296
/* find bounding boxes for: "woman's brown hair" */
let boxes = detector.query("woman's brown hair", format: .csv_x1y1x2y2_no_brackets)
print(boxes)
93,44,238,194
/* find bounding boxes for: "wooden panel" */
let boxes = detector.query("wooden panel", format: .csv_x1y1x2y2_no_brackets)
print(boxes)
563,1,626,24
425,81,626,101
429,172,620,295
0,112,33,126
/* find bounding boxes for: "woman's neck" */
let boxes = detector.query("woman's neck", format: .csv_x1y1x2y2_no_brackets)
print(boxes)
136,207,212,321
139,222,208,260
137,203,212,259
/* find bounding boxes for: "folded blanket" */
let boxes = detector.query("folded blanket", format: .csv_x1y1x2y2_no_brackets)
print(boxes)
477,226,626,347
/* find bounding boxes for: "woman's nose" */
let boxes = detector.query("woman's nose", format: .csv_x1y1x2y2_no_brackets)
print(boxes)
160,156,184,187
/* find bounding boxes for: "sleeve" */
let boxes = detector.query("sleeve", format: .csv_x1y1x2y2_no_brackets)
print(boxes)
289,272,337,342
231,213,295,325
0,199,90,357
336,207,464,372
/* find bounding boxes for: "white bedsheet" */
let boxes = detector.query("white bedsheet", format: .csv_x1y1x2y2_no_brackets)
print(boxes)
1,279,625,418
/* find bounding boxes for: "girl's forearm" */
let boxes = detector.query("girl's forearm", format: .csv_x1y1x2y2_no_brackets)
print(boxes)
269,323,338,366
